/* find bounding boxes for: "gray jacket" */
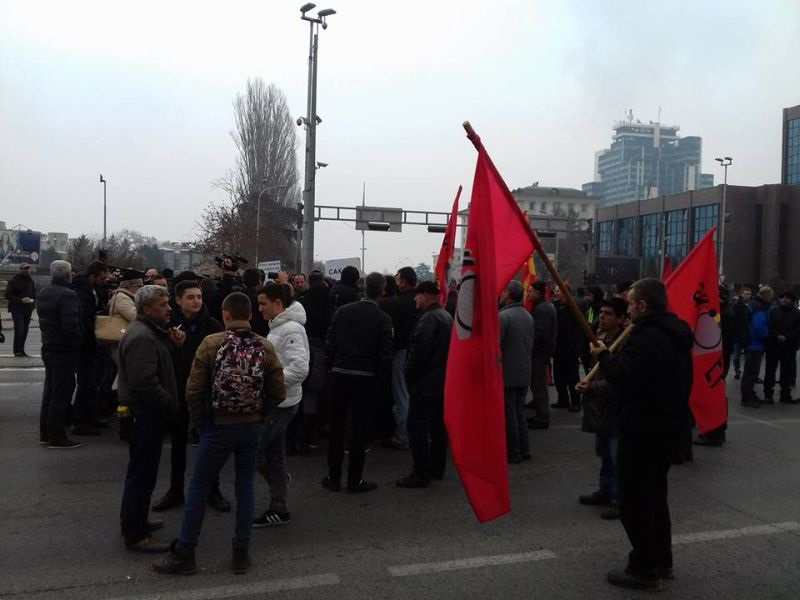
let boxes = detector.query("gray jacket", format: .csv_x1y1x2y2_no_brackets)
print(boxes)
117,316,179,420
499,302,534,387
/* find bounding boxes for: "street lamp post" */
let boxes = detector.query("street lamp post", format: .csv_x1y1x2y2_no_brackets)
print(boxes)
299,3,335,275
715,156,733,281
99,174,107,249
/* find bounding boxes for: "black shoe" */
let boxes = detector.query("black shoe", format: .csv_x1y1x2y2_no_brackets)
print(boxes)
321,475,341,491
600,502,620,520
658,567,675,580
347,480,377,493
70,425,101,436
232,543,251,575
253,509,290,527
607,568,661,591
579,489,612,506
208,487,232,513
152,489,184,512
152,540,196,575
14,352,30,358
693,434,725,447
47,437,82,449
527,418,550,430
396,473,431,488
568,405,581,413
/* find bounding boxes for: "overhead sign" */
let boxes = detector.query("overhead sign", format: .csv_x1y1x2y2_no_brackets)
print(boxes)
325,257,361,281
257,260,282,274
355,206,403,232
0,230,41,265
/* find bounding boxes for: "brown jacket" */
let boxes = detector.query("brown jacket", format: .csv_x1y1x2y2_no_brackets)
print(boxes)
186,320,286,428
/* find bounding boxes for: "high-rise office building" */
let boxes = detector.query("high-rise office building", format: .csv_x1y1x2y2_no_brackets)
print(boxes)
583,112,714,206
783,104,800,185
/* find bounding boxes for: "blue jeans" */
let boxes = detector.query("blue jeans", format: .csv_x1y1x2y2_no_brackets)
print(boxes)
596,432,619,501
391,350,410,446
178,421,261,550
10,305,33,355
257,404,298,512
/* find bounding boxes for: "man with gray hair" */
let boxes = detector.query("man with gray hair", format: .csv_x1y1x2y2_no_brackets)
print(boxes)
37,260,82,449
119,285,186,553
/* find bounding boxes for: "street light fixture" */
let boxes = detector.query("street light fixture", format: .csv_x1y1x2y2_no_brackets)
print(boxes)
99,174,107,249
299,3,336,274
714,156,733,281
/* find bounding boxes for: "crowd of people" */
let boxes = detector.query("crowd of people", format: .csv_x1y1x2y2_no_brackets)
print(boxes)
10,255,800,590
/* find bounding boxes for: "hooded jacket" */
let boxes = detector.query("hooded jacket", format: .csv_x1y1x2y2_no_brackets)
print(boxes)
598,311,693,433
268,301,310,408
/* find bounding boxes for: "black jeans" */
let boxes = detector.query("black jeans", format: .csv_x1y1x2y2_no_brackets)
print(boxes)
553,352,580,408
10,305,33,355
40,350,79,441
407,393,447,480
764,344,797,398
740,350,764,402
504,386,530,459
618,429,674,573
529,353,552,422
74,347,98,425
120,412,166,544
327,372,376,487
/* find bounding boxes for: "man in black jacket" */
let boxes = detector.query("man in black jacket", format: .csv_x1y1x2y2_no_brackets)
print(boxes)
552,284,583,412
242,268,269,337
4,263,36,357
731,287,753,379
591,278,692,591
397,281,453,488
323,272,393,493
328,265,360,311
36,260,82,448
527,281,557,429
764,291,800,404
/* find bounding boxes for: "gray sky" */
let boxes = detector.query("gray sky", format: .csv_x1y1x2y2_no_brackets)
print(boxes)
2,0,799,273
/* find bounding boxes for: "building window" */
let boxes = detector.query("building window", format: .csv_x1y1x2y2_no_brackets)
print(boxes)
665,208,688,263
693,204,718,243
598,221,614,256
639,213,660,258
617,217,635,256
788,118,800,185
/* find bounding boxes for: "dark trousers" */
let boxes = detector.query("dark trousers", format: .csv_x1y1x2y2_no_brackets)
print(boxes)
408,392,447,480
10,305,33,355
504,386,530,459
764,345,797,398
167,403,191,490
553,352,580,408
741,350,764,402
74,347,98,425
40,350,79,441
120,412,166,544
618,429,674,573
529,353,551,422
327,372,376,487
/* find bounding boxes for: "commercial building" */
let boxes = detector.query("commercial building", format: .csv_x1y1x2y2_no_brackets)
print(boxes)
783,104,800,185
583,113,714,207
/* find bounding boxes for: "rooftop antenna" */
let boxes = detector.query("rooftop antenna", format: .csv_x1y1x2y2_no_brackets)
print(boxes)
657,104,662,124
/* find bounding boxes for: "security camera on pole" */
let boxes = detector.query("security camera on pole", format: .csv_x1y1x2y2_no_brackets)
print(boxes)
298,3,336,275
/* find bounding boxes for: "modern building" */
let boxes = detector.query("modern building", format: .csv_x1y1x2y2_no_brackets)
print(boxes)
593,183,800,290
583,113,714,207
783,104,800,185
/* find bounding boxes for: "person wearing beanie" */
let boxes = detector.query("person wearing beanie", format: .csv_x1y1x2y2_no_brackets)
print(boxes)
764,291,800,404
329,265,361,311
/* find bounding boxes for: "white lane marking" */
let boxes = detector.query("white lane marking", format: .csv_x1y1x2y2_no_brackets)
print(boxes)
0,367,45,371
731,411,786,430
0,382,43,385
108,573,340,600
673,521,800,545
389,550,557,577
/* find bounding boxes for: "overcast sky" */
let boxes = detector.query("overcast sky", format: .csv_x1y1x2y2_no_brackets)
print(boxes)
2,0,799,273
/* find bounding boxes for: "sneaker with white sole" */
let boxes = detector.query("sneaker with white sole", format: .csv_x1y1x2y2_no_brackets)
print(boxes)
253,509,290,527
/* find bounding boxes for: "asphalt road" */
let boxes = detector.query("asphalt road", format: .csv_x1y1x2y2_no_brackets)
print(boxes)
1,358,800,599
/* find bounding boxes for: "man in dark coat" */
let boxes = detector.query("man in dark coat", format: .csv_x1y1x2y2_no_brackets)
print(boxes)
4,263,36,357
731,287,753,379
36,260,82,448
552,284,583,412
242,267,269,337
527,280,557,429
590,278,692,591
328,265,360,311
396,280,452,487
764,291,800,404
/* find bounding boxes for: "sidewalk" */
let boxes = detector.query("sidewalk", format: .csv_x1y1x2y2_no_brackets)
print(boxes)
0,354,43,368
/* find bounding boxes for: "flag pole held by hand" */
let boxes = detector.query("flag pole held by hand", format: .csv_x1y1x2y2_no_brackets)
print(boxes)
580,322,635,385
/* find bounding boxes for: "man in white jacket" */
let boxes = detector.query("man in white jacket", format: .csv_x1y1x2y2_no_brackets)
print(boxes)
253,283,309,526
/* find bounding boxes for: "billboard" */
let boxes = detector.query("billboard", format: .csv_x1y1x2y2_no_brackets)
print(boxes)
324,257,361,280
0,230,41,266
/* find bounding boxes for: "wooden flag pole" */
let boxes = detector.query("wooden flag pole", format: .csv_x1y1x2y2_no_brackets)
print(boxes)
462,120,598,344
580,322,634,384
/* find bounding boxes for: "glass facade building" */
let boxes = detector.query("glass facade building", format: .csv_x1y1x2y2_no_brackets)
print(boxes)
784,112,800,185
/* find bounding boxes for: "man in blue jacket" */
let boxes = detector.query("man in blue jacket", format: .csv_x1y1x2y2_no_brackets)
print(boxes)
740,286,774,408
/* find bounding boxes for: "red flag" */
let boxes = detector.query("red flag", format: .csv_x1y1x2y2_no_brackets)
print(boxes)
521,256,536,311
661,255,673,281
435,186,462,305
445,142,536,522
664,229,727,433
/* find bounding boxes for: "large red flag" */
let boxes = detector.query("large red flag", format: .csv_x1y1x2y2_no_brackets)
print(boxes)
664,228,727,433
435,186,462,306
445,142,536,522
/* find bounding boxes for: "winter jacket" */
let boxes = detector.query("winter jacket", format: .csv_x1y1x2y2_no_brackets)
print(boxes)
598,311,693,433
329,282,360,312
186,320,285,428
170,307,223,397
530,297,558,356
405,302,452,396
117,316,180,420
299,282,332,340
499,301,534,387
72,275,103,348
110,289,137,322
745,297,771,352
392,288,419,351
581,327,623,434
768,304,800,351
326,297,394,379
268,301,310,408
733,299,751,346
4,272,36,309
244,286,270,337
36,278,82,353
553,299,583,358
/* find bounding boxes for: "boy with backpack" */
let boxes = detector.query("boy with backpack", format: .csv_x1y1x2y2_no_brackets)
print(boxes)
154,292,286,576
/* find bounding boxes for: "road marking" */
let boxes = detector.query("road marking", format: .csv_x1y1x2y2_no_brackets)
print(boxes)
0,367,45,371
731,411,786,430
389,550,557,577
673,521,800,545
0,381,43,385
108,573,340,600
